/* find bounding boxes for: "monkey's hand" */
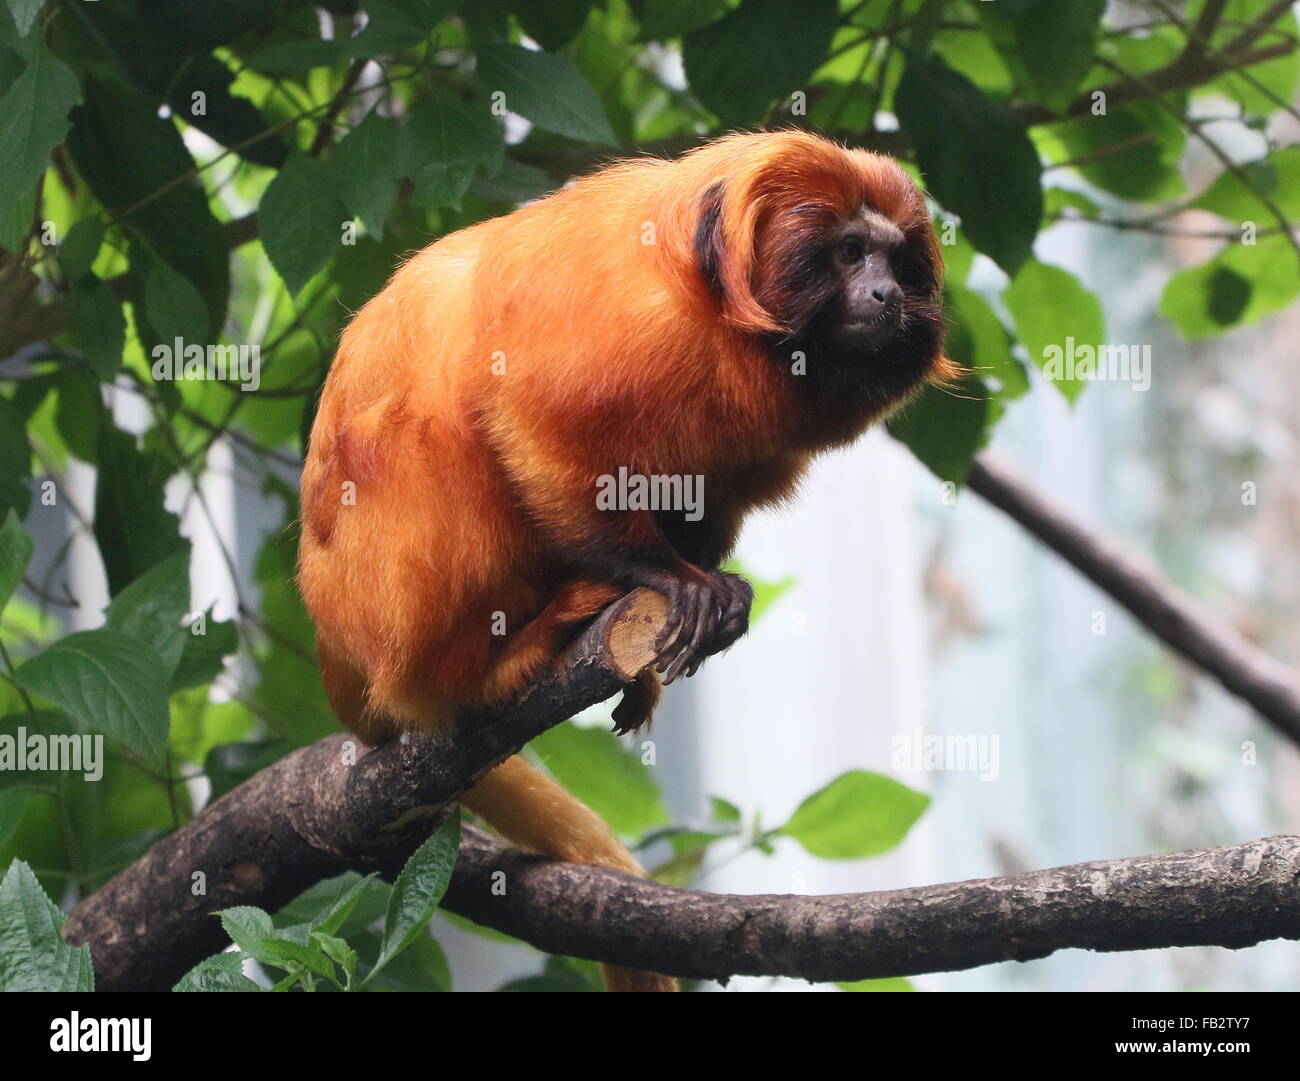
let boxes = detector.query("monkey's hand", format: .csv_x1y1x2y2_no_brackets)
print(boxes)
627,567,753,685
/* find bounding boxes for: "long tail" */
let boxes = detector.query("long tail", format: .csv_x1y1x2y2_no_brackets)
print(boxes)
460,754,677,992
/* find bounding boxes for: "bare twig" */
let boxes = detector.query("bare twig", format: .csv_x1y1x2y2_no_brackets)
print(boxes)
967,453,1300,747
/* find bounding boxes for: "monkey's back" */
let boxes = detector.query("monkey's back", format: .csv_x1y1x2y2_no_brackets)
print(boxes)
299,133,869,733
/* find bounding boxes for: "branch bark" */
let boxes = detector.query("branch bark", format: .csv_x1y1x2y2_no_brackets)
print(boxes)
967,453,1300,747
445,830,1300,983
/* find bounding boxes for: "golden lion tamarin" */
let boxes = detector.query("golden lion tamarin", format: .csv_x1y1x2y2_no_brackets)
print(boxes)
298,130,950,991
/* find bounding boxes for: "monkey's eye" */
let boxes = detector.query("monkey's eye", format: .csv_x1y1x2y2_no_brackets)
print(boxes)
837,236,866,262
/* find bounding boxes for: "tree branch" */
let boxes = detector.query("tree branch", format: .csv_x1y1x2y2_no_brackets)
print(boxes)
967,453,1300,747
445,829,1300,983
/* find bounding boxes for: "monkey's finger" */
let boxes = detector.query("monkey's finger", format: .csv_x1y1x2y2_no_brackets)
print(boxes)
650,578,684,653
658,581,703,675
662,584,712,683
656,604,691,678
679,597,721,680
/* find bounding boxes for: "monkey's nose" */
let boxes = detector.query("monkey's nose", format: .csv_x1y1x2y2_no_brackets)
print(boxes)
871,282,904,307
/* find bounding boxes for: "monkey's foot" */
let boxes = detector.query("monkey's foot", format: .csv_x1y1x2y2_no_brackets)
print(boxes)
629,567,753,685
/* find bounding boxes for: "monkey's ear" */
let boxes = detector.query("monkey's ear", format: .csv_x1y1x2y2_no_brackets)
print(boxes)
693,180,726,298
691,179,782,334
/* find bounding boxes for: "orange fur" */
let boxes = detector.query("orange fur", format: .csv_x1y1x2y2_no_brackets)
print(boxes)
299,131,948,992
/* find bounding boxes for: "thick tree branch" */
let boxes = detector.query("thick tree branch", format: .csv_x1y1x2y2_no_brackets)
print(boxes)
445,830,1300,983
967,453,1300,747
63,589,672,992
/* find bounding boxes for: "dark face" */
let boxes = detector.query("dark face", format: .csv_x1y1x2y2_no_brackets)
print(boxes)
824,211,907,352
746,198,945,431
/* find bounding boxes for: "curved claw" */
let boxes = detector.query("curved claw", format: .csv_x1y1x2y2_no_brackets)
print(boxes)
632,566,753,684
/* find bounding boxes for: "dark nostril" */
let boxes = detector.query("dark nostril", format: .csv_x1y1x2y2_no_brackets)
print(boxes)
872,283,903,304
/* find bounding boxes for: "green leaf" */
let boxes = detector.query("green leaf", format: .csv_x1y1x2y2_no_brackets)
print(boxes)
347,0,462,57
749,570,794,624
647,828,721,887
1191,148,1300,222
638,0,730,40
173,951,262,992
475,44,615,145
257,936,338,980
53,364,102,461
887,371,991,485
0,860,95,992
5,0,39,37
682,0,838,124
1043,186,1100,223
397,92,504,210
0,175,35,252
0,39,79,215
370,810,460,981
710,795,741,823
327,110,403,232
838,977,915,992
170,608,238,691
259,152,350,295
0,789,28,848
0,509,33,612
59,218,106,280
1045,103,1186,202
977,0,1103,113
948,285,1025,400
246,37,345,73
1160,236,1300,339
305,875,375,939
16,629,171,768
1002,259,1105,403
217,906,276,957
1205,1,1299,113
361,926,450,991
516,0,591,50
895,52,1042,276
1190,264,1253,331
105,547,191,678
468,156,555,205
67,274,126,381
532,723,669,837
777,770,930,860
1218,236,1300,323
165,53,288,171
500,954,602,992
145,259,212,344
66,79,229,339
310,932,357,977
0,710,79,793
275,873,387,936
94,427,185,596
